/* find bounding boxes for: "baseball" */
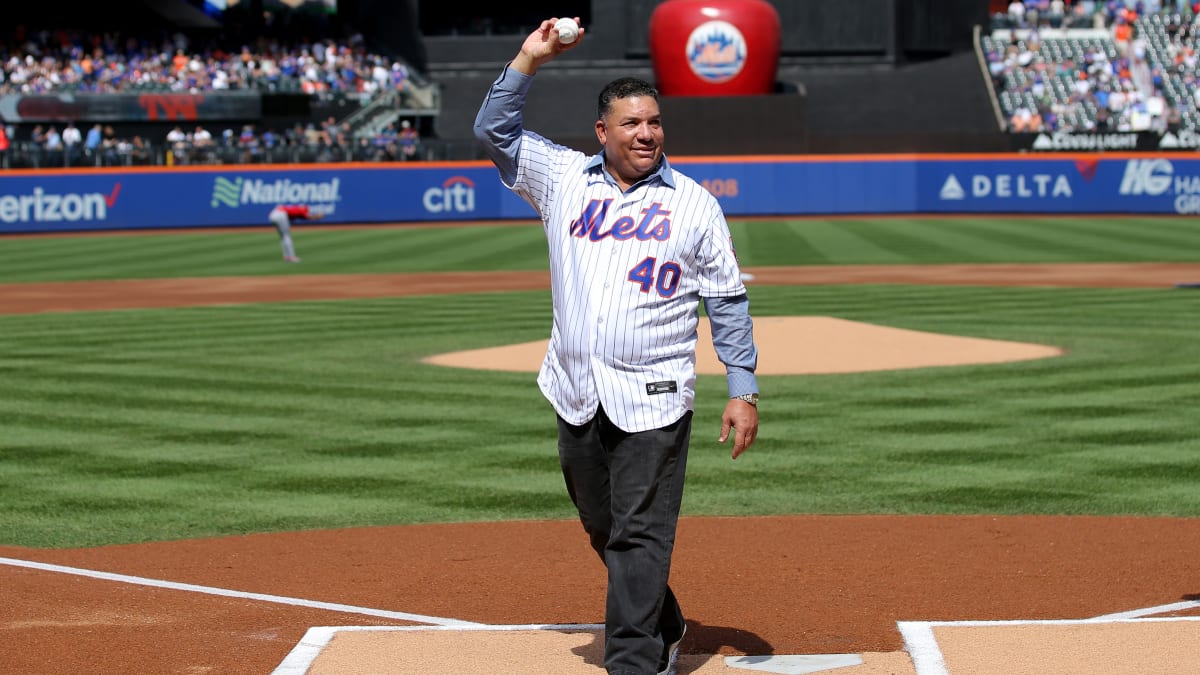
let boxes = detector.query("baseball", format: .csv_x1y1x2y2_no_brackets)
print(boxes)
554,17,579,44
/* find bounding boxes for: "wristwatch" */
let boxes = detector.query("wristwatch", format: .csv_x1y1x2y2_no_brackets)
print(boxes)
733,393,759,407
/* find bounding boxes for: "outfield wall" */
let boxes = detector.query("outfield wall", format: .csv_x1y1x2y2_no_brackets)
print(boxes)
2,153,1198,233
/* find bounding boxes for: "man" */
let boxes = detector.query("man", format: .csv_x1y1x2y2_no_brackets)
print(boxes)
268,204,323,263
473,17,759,675
61,122,82,164
166,125,188,164
192,125,213,163
398,120,420,160
84,123,103,164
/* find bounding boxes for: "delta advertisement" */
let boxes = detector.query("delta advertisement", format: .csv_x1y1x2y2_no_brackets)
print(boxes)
2,155,1199,233
678,155,1200,215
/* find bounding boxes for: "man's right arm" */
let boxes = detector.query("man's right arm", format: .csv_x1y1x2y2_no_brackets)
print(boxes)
473,17,585,185
472,65,533,187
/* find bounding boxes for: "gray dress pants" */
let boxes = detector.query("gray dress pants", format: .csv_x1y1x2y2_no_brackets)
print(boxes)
558,407,691,675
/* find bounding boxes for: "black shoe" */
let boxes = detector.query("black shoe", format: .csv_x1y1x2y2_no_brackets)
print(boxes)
657,624,686,675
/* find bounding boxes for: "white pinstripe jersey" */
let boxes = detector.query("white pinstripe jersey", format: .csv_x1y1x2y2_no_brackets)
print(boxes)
510,131,747,433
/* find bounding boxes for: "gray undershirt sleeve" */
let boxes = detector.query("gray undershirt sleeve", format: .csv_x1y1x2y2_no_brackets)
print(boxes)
472,64,531,186
704,294,759,397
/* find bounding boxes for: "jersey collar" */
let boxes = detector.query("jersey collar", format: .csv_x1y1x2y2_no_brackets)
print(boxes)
586,152,677,190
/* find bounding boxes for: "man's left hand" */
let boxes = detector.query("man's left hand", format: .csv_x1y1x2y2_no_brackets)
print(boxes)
719,399,759,459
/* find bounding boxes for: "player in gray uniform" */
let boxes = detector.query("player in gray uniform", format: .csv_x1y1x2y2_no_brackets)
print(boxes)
474,18,760,675
268,204,323,263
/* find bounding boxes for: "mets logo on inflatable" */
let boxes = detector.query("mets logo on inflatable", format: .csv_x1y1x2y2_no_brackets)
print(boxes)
685,20,747,83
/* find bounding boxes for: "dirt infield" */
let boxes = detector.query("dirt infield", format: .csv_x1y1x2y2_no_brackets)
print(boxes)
3,517,1199,674
1,262,1199,315
2,262,1199,674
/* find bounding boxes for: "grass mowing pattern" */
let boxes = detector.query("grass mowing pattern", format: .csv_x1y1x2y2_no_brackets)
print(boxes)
690,284,1200,517
0,225,552,281
0,293,560,546
2,216,1198,547
3,215,1200,282
2,278,1199,547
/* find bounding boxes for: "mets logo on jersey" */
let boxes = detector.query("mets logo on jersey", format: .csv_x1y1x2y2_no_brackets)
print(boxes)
685,20,747,84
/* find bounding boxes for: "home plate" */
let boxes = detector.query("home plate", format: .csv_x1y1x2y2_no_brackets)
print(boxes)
275,625,916,674
726,654,863,673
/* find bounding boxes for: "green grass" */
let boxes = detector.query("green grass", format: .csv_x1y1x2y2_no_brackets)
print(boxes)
1,216,1199,547
2,216,1199,282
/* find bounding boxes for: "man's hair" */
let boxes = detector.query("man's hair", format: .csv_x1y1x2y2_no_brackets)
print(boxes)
598,77,659,119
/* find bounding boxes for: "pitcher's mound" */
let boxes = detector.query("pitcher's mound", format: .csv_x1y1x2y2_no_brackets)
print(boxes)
422,317,1063,375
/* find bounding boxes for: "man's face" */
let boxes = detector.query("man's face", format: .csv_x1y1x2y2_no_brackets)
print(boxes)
596,95,664,188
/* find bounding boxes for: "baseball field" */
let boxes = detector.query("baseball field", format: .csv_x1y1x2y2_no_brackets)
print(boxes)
2,215,1199,673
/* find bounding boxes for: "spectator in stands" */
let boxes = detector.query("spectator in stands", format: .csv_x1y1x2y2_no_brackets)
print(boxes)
101,125,119,165
84,123,102,164
0,121,9,168
1009,0,1027,27
60,121,82,163
1011,103,1045,131
1113,15,1134,53
1166,102,1184,131
391,62,410,92
1011,104,1032,131
1025,0,1047,28
239,124,262,163
354,136,379,161
166,125,188,164
320,115,339,142
303,122,324,146
1048,0,1067,27
129,135,152,165
1109,81,1129,115
43,125,62,165
1063,2,1090,28
398,120,420,160
172,49,188,74
371,57,389,91
1028,105,1046,131
260,127,280,161
376,121,398,160
192,125,213,164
